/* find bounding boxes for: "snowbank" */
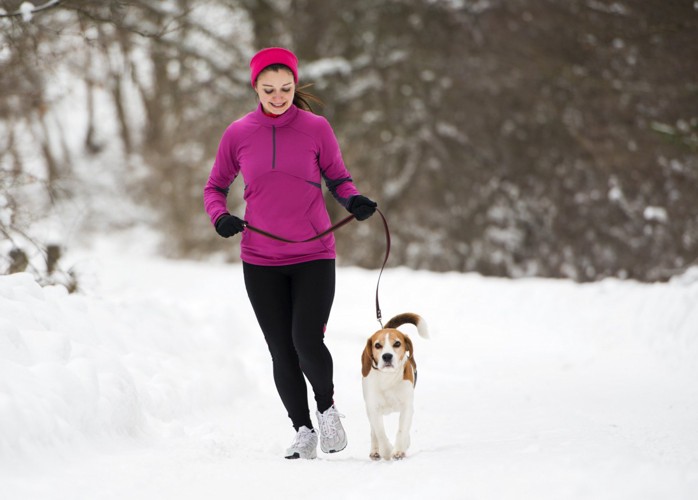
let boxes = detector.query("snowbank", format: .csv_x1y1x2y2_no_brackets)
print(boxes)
0,270,251,460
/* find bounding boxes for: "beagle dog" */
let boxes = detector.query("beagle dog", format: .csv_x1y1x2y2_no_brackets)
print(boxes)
361,312,429,460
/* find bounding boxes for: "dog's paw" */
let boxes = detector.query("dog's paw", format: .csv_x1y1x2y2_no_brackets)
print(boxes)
369,452,381,461
392,451,406,460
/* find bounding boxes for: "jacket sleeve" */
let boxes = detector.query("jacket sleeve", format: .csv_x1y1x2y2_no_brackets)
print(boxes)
316,117,361,208
204,125,240,225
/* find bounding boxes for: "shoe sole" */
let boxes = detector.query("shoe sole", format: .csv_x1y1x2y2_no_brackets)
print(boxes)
321,441,347,454
285,451,317,460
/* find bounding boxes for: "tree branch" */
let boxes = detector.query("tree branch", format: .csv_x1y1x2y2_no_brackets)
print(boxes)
0,0,62,18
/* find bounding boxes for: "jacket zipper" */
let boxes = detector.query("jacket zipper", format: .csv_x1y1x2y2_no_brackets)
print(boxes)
272,125,276,169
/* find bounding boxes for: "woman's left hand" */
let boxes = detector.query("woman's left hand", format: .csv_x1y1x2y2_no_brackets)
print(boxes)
347,195,377,221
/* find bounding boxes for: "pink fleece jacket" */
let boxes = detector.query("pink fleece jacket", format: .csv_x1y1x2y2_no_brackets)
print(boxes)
204,104,360,266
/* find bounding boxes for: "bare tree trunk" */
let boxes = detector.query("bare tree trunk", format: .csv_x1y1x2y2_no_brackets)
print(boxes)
35,111,61,194
240,0,292,48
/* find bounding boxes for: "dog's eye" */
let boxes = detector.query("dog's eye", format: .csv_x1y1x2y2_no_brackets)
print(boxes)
393,341,401,348
374,343,383,350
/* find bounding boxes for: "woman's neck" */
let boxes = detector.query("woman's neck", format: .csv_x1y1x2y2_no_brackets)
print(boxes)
262,107,286,118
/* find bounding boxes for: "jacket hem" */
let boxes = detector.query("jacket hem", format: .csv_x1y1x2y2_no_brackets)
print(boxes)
240,250,337,267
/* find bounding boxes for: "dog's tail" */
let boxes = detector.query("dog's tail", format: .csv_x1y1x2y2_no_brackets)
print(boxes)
384,313,430,339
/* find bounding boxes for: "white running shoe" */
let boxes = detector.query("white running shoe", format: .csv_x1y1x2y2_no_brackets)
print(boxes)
316,405,347,453
285,426,318,459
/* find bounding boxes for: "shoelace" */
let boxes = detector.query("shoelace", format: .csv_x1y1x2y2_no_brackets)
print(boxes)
291,428,315,448
318,408,345,438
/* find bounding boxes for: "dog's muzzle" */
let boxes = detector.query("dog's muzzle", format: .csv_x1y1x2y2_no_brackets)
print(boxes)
381,353,394,369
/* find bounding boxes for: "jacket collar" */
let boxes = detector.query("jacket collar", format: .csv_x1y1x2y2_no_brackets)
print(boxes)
254,103,299,127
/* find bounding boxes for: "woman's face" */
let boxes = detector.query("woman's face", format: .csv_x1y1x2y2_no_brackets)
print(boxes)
255,68,295,115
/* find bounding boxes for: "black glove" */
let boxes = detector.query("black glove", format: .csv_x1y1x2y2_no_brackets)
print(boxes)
347,195,377,221
215,214,246,238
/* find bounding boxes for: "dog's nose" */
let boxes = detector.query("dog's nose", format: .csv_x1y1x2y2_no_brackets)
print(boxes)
382,353,393,362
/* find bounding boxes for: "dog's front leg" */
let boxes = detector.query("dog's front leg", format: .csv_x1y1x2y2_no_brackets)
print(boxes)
393,401,414,459
367,408,393,460
369,426,380,461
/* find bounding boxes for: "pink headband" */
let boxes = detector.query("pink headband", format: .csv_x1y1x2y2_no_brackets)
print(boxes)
249,47,299,87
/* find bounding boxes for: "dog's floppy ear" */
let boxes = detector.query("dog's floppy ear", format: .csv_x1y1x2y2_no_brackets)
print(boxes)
404,334,415,366
361,338,374,377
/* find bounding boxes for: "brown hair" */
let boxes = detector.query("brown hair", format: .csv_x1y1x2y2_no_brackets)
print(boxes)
256,64,323,112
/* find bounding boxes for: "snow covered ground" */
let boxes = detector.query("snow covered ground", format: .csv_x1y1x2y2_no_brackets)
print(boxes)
1,235,697,500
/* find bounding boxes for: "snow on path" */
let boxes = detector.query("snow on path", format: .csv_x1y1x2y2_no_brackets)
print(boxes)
1,243,697,499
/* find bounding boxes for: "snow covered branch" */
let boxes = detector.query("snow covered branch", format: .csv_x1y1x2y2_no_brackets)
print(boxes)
0,0,61,21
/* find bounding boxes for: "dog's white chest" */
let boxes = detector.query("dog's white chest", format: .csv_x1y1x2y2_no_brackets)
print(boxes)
362,372,413,415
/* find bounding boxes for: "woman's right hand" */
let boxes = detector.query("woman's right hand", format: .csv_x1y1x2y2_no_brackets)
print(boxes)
215,214,247,238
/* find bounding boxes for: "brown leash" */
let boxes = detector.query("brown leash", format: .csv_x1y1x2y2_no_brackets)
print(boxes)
372,209,390,327
244,208,391,327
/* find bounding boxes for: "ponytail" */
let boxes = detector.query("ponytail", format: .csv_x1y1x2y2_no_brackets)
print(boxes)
294,84,324,113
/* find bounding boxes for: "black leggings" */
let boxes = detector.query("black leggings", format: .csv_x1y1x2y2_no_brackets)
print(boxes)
243,259,336,430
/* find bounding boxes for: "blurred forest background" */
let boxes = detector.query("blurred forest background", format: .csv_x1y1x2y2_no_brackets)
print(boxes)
1,0,697,283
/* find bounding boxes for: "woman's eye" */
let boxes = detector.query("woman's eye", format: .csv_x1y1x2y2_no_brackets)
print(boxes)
264,90,273,95
282,88,291,93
